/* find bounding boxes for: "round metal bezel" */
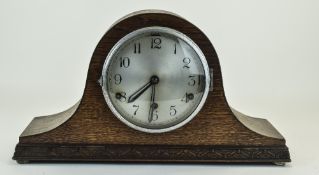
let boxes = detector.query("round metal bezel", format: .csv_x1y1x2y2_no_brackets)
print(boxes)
101,26,212,133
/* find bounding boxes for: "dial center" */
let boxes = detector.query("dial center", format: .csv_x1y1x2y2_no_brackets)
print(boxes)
150,75,159,85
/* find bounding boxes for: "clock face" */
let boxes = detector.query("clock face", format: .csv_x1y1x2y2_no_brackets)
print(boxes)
101,27,211,133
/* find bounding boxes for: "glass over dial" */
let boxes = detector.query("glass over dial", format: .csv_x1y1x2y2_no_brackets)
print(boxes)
101,27,211,133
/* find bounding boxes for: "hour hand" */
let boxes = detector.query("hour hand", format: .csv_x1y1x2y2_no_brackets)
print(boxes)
127,81,152,103
127,76,159,103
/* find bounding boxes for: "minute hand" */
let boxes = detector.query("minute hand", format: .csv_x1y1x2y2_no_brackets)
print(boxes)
148,84,156,123
127,81,152,103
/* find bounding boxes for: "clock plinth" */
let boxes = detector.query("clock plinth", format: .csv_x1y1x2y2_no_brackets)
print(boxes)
13,10,290,164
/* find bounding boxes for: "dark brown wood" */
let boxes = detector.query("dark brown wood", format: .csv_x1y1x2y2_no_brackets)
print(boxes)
14,144,289,163
13,10,290,163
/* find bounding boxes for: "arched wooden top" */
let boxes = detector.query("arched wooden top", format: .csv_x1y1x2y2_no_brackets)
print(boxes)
19,10,285,146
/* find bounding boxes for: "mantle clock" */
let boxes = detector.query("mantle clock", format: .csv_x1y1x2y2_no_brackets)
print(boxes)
13,10,290,164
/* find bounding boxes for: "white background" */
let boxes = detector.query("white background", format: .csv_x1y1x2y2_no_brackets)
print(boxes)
1,0,319,174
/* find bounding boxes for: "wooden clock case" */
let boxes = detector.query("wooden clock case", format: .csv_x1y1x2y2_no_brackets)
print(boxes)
13,10,290,164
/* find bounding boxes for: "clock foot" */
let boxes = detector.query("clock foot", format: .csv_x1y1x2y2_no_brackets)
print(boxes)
16,160,30,164
273,162,286,166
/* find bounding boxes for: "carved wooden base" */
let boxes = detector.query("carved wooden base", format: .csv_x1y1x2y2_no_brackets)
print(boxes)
13,143,290,163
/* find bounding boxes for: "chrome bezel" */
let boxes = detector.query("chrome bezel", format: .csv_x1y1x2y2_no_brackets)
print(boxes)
101,26,212,133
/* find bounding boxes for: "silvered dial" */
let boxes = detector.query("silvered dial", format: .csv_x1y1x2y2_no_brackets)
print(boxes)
101,27,211,133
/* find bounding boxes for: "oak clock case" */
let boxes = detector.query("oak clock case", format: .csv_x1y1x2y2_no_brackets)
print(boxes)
13,10,290,164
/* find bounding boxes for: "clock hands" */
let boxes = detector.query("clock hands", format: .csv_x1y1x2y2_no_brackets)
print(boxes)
127,76,159,123
148,84,158,123
127,82,151,103
127,76,159,103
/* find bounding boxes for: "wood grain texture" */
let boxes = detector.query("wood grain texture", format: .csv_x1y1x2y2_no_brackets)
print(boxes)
13,10,290,163
14,144,290,163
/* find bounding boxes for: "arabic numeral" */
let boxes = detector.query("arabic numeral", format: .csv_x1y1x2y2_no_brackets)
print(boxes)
151,38,161,49
188,75,196,86
115,92,127,102
152,110,159,121
183,57,191,69
134,43,141,54
114,74,122,85
174,43,177,54
169,105,177,116
120,57,130,68
181,93,194,103
133,105,139,115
